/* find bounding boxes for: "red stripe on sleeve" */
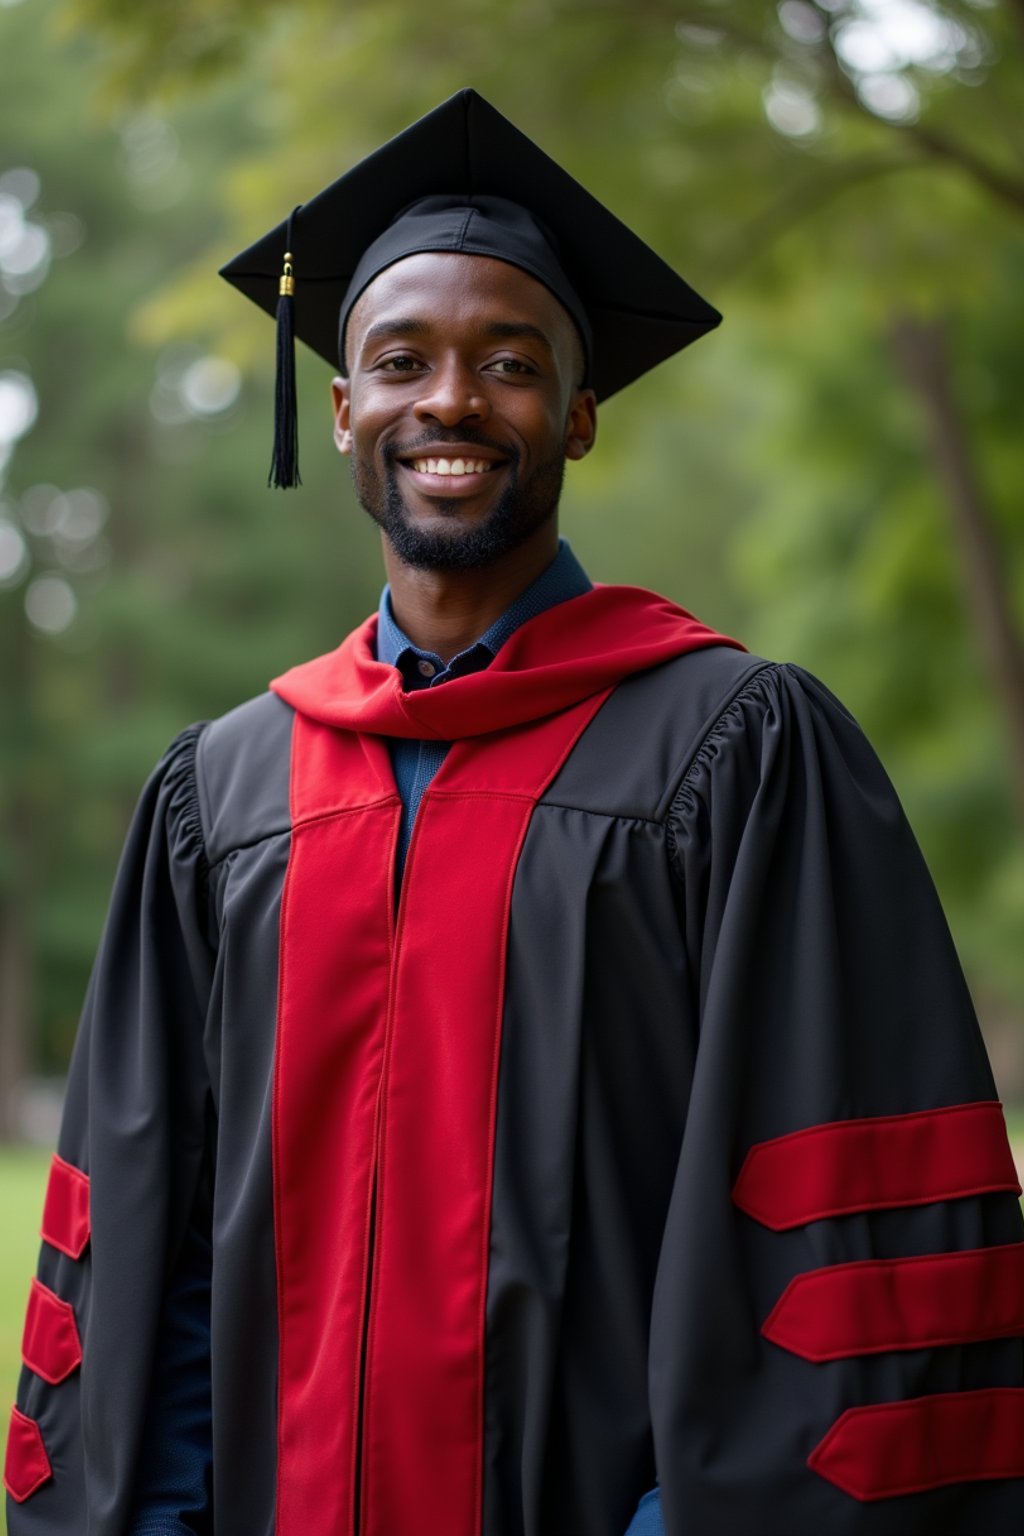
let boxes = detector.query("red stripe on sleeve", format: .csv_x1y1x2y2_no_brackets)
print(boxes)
764,1242,1024,1361
40,1152,91,1260
21,1278,83,1385
732,1102,1020,1231
809,1388,1024,1501
3,1405,52,1504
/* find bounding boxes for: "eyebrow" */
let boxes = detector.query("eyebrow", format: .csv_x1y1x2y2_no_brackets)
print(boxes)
481,322,554,353
360,318,554,353
361,318,430,347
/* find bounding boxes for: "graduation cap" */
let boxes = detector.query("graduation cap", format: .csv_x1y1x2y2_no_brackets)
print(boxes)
219,88,722,488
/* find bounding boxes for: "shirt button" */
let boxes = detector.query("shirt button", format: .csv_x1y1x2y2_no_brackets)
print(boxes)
417,659,437,678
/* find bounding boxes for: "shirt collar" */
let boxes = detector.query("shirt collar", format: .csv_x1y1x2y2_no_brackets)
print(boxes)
376,538,592,688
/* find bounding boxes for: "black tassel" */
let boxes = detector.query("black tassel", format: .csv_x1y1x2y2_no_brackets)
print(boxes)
268,208,302,488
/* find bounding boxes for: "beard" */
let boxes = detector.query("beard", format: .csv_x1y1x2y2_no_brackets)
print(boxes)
351,432,565,572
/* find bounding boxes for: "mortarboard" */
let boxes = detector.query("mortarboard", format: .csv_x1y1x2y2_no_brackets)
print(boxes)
219,88,722,487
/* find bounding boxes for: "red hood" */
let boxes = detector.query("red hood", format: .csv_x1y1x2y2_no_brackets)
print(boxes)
270,583,744,740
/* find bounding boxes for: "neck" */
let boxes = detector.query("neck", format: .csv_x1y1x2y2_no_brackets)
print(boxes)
382,522,560,662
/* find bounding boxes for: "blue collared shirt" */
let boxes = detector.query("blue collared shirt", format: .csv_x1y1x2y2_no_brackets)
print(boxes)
375,537,592,877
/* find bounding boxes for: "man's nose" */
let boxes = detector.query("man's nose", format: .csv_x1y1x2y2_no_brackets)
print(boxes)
413,358,491,427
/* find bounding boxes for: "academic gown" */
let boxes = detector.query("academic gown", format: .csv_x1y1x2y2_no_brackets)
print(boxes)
6,584,1024,1535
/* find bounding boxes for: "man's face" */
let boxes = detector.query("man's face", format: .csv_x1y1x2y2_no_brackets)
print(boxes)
332,252,597,571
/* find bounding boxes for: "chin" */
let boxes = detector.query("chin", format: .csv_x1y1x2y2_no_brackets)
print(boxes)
353,455,563,572
382,521,530,573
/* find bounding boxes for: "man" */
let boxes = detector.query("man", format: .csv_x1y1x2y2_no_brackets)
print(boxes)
5,89,1024,1536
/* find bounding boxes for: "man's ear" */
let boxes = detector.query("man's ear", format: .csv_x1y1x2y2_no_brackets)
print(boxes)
331,376,353,455
564,389,597,462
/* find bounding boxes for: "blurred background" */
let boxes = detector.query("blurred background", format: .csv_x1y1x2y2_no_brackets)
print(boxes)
1,0,1022,1488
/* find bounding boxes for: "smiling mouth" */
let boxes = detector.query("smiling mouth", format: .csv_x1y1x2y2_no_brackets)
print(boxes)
395,453,510,500
399,453,507,478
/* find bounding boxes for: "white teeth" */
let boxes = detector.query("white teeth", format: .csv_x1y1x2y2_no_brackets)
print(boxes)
409,457,495,476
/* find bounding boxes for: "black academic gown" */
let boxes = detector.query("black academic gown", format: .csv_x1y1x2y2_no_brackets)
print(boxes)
6,589,1024,1536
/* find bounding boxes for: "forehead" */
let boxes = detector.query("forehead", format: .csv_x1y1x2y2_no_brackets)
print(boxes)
348,250,574,344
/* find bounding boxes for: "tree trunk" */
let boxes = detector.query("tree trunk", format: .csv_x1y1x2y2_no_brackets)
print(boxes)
889,312,1024,829
0,598,35,1143
0,874,29,1141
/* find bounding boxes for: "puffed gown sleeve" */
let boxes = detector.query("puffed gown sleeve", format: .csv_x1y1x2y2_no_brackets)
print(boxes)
4,725,217,1534
653,662,1024,1536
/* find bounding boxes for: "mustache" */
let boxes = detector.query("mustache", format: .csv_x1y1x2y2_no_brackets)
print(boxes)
383,430,519,465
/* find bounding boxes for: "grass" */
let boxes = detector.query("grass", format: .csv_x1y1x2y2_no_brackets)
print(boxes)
1,1146,49,1534
0,1148,49,1392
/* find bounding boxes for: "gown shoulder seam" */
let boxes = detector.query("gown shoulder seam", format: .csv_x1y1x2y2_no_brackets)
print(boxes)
171,722,214,917
664,660,784,865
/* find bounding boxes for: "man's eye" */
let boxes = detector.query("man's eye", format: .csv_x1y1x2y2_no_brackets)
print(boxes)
379,355,421,372
487,358,533,375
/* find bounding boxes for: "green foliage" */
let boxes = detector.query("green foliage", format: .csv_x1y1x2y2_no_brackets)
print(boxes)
2,0,1022,1078
0,0,383,1072
729,276,1024,1003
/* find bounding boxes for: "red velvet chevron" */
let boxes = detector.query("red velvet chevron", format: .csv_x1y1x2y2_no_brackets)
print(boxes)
21,1278,83,1385
3,1155,89,1506
3,1406,52,1504
732,1102,1020,1231
736,1102,1024,1501
809,1389,1024,1501
763,1243,1024,1361
40,1152,91,1260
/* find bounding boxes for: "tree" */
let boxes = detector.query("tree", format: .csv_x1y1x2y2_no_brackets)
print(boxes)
2,0,1022,1126
0,0,383,1132
52,1,1024,810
